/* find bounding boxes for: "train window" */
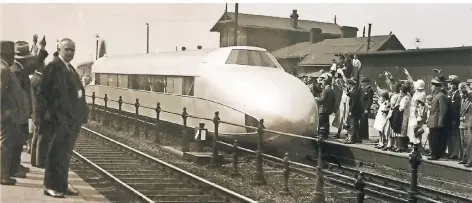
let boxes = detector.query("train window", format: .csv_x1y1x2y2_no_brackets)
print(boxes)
182,77,194,96
166,76,183,95
99,73,108,86
149,75,166,93
137,75,151,91
108,74,118,87
117,74,128,88
128,75,138,90
225,50,277,68
94,73,100,85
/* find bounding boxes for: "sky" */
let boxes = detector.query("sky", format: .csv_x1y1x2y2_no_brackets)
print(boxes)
1,3,472,66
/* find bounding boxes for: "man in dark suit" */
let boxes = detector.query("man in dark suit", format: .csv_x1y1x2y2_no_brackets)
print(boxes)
359,76,374,140
445,75,462,160
316,77,336,138
30,36,49,168
41,38,88,198
9,41,35,178
345,79,363,144
427,76,449,160
1,41,30,185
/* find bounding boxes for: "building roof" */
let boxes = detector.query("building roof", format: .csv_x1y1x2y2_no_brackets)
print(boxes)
272,35,402,66
210,12,348,35
342,46,472,56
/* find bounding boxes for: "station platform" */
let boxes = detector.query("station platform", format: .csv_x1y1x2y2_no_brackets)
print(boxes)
0,152,110,203
324,116,472,190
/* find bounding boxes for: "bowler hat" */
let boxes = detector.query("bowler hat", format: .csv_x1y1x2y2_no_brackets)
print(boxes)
0,40,15,55
446,75,460,85
360,76,370,83
14,41,33,59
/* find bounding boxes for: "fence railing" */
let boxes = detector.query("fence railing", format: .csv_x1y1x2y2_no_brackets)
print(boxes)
86,92,442,203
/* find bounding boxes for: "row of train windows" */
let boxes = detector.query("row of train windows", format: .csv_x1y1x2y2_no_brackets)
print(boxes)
95,73,195,96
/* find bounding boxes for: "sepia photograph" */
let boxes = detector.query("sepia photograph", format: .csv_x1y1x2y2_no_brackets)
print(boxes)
1,1,472,203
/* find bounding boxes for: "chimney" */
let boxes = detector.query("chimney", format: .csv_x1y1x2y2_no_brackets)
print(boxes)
290,10,299,28
309,28,324,43
340,26,358,38
181,47,186,51
367,23,372,51
362,26,365,37
197,45,202,49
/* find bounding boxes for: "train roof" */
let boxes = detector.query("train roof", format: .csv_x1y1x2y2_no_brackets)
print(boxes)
91,46,269,76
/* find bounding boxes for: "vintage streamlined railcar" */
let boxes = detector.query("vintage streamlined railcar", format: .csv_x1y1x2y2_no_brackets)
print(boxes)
86,46,318,156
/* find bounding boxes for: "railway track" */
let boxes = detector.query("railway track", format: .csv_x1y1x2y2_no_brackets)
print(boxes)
73,127,257,203
215,141,472,203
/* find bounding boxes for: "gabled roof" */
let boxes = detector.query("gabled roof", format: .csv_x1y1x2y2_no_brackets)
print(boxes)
210,12,345,35
272,35,404,66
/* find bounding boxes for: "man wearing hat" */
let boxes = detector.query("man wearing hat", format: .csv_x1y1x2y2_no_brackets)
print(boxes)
427,75,449,160
316,76,336,138
30,36,50,168
359,76,374,140
9,41,35,178
445,75,462,160
345,78,363,144
0,40,30,185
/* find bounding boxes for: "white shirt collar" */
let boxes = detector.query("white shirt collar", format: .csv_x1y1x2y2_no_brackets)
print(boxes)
35,70,42,75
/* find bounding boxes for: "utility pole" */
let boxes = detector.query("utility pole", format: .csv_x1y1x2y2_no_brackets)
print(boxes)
96,34,99,60
146,23,150,53
234,3,239,46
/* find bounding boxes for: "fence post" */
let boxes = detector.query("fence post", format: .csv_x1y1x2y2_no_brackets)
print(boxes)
154,102,161,144
181,107,189,152
355,172,366,203
195,123,205,152
134,99,140,137
280,152,291,195
209,111,220,167
103,94,109,126
253,119,266,185
408,144,422,203
117,96,123,131
91,92,96,121
230,140,240,177
312,137,325,202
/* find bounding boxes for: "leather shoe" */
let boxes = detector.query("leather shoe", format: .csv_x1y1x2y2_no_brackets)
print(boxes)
66,187,79,196
19,165,29,173
0,177,17,185
12,171,26,178
44,189,65,198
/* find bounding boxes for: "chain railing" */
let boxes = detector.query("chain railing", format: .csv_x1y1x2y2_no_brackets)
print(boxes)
85,92,459,203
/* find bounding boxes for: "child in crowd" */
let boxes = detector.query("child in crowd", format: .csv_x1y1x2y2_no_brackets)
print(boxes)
374,91,391,148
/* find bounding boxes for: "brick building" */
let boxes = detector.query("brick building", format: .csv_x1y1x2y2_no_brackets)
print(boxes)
210,10,358,52
345,46,472,93
272,30,405,75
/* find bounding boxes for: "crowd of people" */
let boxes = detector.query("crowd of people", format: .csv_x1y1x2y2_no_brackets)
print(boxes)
311,54,472,168
1,36,88,198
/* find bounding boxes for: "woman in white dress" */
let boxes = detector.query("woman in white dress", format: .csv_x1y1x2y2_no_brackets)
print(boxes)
403,69,427,149
374,91,390,148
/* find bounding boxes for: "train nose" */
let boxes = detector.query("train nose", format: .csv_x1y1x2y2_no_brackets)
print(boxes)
222,68,317,134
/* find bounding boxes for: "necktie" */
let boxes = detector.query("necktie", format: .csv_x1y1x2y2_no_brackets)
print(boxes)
68,64,75,72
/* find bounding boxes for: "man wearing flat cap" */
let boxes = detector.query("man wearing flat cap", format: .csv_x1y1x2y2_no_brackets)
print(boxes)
8,41,36,178
0,41,30,185
345,78,363,144
359,76,374,140
445,75,462,160
427,76,449,160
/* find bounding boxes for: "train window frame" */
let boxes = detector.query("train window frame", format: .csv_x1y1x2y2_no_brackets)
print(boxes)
225,49,278,68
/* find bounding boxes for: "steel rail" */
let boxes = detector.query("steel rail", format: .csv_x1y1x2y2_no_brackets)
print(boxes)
80,127,258,203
